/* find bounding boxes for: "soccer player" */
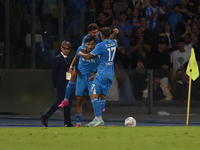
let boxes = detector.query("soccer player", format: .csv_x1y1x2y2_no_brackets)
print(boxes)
77,27,118,127
58,23,102,107
74,36,97,127
59,23,119,108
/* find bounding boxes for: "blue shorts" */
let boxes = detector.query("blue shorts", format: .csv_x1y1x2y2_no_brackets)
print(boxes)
75,73,94,96
90,73,113,95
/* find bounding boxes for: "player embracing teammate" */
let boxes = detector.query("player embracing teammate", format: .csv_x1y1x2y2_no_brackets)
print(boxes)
59,24,118,127
77,27,118,127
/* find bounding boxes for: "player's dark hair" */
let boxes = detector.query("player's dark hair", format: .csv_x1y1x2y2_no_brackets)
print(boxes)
88,23,98,32
85,36,95,43
101,27,111,38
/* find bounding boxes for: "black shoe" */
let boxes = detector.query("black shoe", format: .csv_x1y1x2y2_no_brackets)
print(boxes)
41,116,48,127
64,123,74,127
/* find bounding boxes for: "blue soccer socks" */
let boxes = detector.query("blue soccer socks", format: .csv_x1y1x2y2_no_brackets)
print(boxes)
99,98,105,112
92,98,101,117
64,81,75,100
75,113,82,125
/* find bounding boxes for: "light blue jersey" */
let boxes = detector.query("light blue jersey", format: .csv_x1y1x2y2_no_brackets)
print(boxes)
90,39,118,76
82,32,102,46
75,46,97,75
90,39,118,95
75,46,98,96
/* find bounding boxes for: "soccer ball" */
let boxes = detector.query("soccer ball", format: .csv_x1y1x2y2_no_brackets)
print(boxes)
124,117,136,127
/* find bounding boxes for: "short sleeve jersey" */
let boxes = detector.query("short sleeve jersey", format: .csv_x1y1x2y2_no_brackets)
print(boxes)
82,32,102,46
90,39,118,76
75,46,97,75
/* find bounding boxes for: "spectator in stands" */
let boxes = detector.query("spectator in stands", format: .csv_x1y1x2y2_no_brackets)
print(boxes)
133,0,149,9
113,0,128,20
142,72,172,101
109,18,124,42
96,12,110,31
171,69,184,96
86,0,96,12
130,28,151,69
98,0,114,25
152,14,167,38
178,0,196,22
168,4,185,32
170,37,191,75
151,14,168,51
181,25,198,52
161,5,167,13
132,16,152,40
150,39,171,88
134,0,148,17
115,42,131,69
140,16,152,38
145,0,165,31
172,72,200,104
191,24,200,40
182,33,193,52
125,7,133,21
118,11,132,57
130,62,148,100
125,0,134,9
150,39,170,73
128,8,141,30
159,0,179,11
159,21,176,53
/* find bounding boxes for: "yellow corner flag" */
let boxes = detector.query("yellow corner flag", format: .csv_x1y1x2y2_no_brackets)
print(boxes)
186,48,199,81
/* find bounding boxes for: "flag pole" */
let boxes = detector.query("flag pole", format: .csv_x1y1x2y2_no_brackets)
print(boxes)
186,69,192,126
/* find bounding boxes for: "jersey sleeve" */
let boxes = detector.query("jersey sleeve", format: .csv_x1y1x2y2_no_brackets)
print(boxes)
90,43,102,56
114,39,118,48
82,34,90,46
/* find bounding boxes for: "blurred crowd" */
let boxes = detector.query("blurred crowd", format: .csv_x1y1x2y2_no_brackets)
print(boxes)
0,0,200,102
91,0,200,102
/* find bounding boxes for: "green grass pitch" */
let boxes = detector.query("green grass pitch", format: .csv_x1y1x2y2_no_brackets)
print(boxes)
0,126,200,150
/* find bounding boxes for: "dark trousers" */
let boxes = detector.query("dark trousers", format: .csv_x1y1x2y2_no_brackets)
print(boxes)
44,87,72,125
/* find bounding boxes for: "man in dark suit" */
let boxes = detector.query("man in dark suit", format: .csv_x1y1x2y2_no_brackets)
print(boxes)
41,40,74,127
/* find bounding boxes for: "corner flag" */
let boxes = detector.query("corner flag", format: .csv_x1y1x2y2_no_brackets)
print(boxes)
186,48,199,81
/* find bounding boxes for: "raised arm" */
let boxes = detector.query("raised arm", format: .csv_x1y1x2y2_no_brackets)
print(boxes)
77,52,94,60
109,28,119,39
